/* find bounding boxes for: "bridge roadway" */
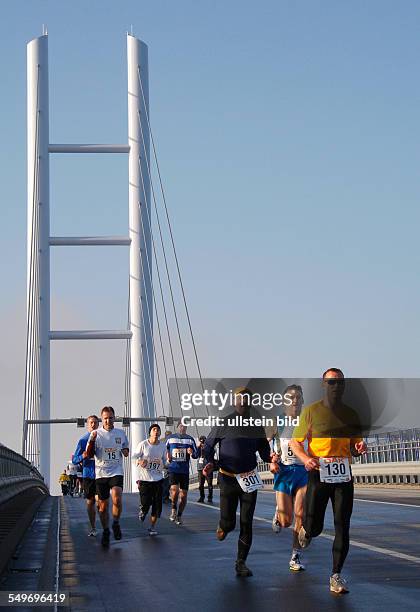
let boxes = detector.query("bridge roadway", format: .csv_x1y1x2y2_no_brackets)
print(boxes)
1,486,420,611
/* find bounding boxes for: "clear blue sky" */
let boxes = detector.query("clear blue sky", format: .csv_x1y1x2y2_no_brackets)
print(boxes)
1,1,419,485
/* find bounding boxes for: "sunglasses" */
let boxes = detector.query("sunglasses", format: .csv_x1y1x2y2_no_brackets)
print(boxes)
326,379,345,386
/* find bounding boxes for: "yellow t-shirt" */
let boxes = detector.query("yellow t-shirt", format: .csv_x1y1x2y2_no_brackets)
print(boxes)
292,400,362,458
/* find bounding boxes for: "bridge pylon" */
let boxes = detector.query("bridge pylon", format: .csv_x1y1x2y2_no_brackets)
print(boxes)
25,32,154,489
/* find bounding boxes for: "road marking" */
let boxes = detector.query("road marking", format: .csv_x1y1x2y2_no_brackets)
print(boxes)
320,533,420,564
354,498,420,509
259,488,420,509
191,501,420,565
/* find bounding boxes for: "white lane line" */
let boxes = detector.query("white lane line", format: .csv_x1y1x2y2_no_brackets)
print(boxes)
354,498,420,509
260,488,420,509
320,533,420,564
190,501,420,565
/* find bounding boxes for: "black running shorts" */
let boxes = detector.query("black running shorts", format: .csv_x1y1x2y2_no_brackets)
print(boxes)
83,477,96,500
96,475,124,500
168,472,189,491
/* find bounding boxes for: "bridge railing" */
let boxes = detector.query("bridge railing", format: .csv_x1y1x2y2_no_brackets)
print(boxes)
0,444,48,505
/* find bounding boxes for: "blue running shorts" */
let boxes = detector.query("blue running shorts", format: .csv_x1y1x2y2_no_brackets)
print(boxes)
273,464,308,496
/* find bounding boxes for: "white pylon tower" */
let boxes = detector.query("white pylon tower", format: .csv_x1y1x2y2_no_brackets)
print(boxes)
127,34,154,487
26,32,154,489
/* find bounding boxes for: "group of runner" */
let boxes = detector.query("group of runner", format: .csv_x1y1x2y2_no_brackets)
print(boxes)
66,367,366,595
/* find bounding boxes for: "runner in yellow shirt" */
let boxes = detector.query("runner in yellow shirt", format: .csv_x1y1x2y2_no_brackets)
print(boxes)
290,368,367,594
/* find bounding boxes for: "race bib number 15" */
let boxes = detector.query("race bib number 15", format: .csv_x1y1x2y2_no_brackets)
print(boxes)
319,457,351,483
104,447,118,462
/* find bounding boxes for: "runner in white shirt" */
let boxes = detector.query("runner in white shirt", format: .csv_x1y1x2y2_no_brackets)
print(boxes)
86,406,129,547
132,423,167,536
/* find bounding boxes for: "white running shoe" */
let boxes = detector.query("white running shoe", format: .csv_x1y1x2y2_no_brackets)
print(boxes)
88,528,97,537
148,527,158,536
175,515,183,525
289,552,305,571
298,526,312,548
330,573,349,594
169,509,177,522
272,511,281,534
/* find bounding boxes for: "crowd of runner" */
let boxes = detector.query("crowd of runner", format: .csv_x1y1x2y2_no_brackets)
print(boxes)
59,367,366,595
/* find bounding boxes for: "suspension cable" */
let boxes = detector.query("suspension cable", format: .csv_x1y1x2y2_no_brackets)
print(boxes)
137,67,204,393
136,196,176,419
136,233,165,415
136,110,191,396
137,157,182,408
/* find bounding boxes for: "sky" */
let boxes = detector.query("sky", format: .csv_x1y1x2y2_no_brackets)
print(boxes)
1,1,420,491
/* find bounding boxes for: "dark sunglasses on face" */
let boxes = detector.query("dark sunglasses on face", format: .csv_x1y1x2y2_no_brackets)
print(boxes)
326,379,345,386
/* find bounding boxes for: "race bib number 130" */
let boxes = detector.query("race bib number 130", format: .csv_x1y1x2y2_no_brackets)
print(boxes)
319,457,351,483
236,468,263,493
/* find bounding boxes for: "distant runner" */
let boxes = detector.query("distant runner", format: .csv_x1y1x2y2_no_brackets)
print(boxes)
132,423,167,536
166,422,199,525
196,435,214,503
86,406,129,547
290,368,367,594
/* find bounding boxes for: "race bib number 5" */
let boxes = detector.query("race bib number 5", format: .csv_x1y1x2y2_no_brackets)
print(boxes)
236,468,263,493
319,457,351,483
172,448,186,462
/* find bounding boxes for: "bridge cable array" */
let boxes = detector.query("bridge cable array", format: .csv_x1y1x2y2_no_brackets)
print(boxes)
23,65,41,469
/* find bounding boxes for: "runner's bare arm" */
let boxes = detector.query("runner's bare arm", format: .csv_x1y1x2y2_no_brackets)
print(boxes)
289,439,319,470
85,430,97,458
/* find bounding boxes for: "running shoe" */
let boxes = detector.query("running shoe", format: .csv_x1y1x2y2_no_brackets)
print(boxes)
175,515,183,525
148,527,158,536
169,509,177,522
289,552,305,571
112,521,122,540
88,528,97,537
207,498,213,504
272,511,281,534
138,511,146,522
101,528,110,548
197,497,205,503
235,560,253,577
330,573,349,594
216,525,226,541
298,526,312,548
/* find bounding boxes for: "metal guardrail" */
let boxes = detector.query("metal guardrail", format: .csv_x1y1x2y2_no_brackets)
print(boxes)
351,461,420,484
0,444,48,505
190,459,420,489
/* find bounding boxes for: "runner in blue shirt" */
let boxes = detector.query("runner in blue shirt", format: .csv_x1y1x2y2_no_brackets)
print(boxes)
166,422,199,525
72,414,99,536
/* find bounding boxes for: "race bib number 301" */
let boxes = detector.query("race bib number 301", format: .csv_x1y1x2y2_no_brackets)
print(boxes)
236,468,263,493
319,457,351,483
